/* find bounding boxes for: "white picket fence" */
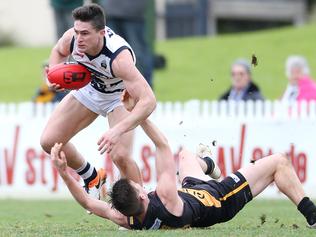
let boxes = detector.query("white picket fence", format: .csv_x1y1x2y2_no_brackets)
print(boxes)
1,99,316,198
1,100,316,121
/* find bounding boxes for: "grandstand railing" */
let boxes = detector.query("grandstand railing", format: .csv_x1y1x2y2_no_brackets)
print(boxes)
1,100,316,121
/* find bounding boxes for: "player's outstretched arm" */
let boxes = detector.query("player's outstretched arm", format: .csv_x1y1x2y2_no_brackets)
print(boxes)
121,91,183,216
140,120,184,216
51,143,129,228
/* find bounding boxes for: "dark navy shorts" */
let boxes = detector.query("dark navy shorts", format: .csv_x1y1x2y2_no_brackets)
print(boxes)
182,172,253,226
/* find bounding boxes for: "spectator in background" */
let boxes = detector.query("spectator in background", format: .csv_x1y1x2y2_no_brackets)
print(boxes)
50,0,84,39
100,0,154,88
33,61,68,103
219,59,264,101
281,55,316,102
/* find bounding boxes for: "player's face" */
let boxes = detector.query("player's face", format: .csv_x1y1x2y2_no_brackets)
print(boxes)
231,65,251,91
74,20,105,54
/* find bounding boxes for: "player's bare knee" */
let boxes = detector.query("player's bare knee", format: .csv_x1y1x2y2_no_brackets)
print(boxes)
178,148,195,168
40,134,53,154
179,148,190,160
276,153,291,168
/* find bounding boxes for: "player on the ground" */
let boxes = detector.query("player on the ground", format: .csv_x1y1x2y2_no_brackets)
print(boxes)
51,90,316,229
40,4,156,199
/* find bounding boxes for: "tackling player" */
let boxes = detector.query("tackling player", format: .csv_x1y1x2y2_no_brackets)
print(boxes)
51,90,316,229
40,4,156,199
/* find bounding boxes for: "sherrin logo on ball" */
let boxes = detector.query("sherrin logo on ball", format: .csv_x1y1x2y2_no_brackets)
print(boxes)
47,63,91,90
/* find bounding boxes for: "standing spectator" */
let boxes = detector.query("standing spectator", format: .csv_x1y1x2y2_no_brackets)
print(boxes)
219,59,264,101
281,55,316,102
100,0,154,87
50,0,84,39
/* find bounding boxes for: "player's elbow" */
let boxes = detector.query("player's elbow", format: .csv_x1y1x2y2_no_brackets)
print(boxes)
150,93,157,110
147,95,157,114
51,45,61,57
84,198,95,212
50,44,68,62
145,92,156,114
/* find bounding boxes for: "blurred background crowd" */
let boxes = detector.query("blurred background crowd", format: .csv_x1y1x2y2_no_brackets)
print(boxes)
0,0,315,103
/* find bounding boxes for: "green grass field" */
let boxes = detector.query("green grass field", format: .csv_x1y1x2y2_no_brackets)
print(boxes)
0,199,315,237
0,24,315,102
155,24,316,101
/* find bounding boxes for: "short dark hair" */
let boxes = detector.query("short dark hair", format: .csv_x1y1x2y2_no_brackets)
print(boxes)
109,179,144,216
72,4,105,31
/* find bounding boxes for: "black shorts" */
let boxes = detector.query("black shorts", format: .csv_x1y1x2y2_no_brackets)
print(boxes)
182,172,253,227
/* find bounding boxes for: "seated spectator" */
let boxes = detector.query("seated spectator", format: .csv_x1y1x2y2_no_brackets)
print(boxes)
281,55,316,102
219,59,264,101
33,61,68,103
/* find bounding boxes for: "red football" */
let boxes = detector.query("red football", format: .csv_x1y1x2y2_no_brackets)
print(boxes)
47,63,91,90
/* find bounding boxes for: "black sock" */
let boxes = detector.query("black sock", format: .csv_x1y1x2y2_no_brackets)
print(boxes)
76,161,98,187
202,157,215,175
297,197,316,225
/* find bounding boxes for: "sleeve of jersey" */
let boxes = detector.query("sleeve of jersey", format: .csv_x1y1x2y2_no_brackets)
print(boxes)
108,35,136,77
69,36,75,53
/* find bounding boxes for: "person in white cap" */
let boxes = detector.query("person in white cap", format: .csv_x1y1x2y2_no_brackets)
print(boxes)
282,55,316,102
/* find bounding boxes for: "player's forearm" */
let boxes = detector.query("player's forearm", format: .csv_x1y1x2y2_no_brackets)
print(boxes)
115,96,156,135
60,172,90,209
140,119,176,177
140,119,168,148
60,171,123,223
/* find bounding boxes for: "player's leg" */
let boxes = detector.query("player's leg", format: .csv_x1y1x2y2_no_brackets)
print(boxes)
107,106,142,185
40,94,105,196
239,153,316,227
40,94,97,168
178,148,211,183
239,153,304,203
178,144,221,183
196,144,221,179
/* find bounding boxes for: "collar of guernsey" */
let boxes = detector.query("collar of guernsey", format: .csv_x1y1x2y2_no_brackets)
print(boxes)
70,26,136,92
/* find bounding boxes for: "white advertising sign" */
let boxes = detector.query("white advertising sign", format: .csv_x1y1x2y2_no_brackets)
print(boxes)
1,112,315,199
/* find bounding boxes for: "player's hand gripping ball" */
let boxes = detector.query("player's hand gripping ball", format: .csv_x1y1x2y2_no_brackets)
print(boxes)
47,63,91,90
